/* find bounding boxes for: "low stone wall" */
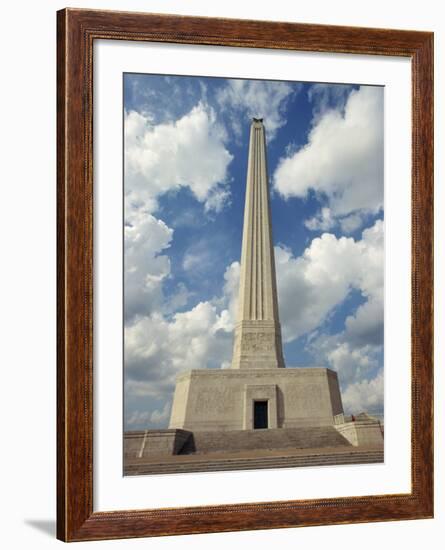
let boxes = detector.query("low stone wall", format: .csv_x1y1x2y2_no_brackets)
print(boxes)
334,419,383,447
124,429,191,459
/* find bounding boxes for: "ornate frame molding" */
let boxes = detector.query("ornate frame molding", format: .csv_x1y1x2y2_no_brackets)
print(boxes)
57,8,433,541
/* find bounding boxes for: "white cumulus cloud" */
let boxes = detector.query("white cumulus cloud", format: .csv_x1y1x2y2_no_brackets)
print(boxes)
277,219,384,413
217,79,298,140
275,219,384,344
124,103,235,324
274,86,383,230
124,260,240,407
304,207,336,232
125,212,173,323
326,342,380,385
341,369,384,414
125,103,233,214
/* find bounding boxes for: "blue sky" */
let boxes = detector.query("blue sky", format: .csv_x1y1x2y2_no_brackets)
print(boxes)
123,74,384,430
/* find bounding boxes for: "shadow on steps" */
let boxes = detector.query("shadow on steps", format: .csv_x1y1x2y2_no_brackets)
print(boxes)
179,426,350,455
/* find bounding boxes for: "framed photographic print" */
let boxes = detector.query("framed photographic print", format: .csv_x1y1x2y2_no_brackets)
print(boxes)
57,8,433,542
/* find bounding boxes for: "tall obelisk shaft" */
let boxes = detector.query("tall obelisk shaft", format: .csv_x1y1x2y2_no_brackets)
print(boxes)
231,119,285,369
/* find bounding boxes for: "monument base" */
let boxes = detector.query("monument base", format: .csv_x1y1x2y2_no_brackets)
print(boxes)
123,367,384,470
169,367,343,432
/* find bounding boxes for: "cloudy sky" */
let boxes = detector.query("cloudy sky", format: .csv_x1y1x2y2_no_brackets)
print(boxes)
123,74,384,430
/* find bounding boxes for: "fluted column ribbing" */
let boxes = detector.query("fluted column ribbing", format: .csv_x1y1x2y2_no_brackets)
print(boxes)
231,119,285,370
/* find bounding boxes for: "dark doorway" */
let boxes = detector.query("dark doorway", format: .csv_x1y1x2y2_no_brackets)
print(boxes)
253,401,268,429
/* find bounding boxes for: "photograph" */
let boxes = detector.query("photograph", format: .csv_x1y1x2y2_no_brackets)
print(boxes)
122,73,385,475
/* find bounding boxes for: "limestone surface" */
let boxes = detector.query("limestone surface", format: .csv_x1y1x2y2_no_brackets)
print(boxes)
231,119,285,370
169,367,344,431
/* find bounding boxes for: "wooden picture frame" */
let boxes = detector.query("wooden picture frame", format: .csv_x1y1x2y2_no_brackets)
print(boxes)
57,8,433,542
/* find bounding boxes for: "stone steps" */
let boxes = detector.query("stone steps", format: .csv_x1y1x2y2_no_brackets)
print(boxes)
180,426,350,455
125,449,383,476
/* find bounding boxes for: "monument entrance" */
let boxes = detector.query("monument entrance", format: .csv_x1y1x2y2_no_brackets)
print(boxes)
254,401,268,429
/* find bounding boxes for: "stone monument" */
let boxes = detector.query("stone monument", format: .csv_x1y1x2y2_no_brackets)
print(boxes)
124,118,383,471
168,118,344,432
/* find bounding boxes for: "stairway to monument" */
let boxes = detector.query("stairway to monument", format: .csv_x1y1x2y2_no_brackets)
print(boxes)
125,448,384,475
180,426,351,455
